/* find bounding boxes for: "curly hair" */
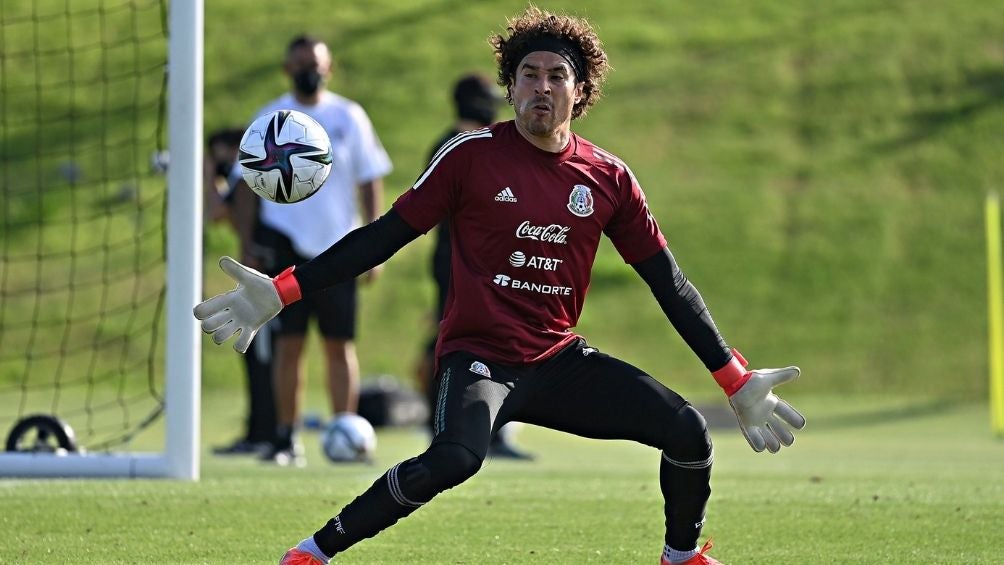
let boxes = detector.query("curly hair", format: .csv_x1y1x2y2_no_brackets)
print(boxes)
489,5,609,120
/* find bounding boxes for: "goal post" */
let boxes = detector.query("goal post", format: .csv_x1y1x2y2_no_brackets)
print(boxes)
0,0,202,479
163,0,204,480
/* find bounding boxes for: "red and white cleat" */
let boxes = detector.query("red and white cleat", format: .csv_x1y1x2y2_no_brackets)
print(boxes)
278,548,325,565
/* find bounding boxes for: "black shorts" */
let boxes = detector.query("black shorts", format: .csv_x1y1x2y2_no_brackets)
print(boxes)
431,338,688,460
256,224,357,339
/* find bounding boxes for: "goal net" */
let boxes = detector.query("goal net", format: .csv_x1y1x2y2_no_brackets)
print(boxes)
0,0,201,479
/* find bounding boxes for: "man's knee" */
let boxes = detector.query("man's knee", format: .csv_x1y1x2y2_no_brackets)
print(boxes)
390,442,482,507
661,404,713,468
423,442,482,485
323,338,354,360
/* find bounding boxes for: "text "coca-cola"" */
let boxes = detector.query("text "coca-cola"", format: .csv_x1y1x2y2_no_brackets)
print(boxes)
515,221,570,244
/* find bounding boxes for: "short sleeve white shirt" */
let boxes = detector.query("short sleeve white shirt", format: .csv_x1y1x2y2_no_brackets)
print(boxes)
253,91,392,258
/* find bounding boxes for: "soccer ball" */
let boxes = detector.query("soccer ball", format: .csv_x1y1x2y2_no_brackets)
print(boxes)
321,414,377,463
238,109,332,203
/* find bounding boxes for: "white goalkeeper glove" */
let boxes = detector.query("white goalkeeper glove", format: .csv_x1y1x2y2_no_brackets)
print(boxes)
712,349,806,453
192,256,302,353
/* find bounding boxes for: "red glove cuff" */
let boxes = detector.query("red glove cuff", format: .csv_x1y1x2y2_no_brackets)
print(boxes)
712,348,752,397
272,266,302,306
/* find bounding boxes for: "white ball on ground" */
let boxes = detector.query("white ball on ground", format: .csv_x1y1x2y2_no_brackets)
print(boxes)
321,413,377,463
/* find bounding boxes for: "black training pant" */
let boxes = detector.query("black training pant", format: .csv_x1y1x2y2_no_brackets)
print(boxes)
315,338,713,556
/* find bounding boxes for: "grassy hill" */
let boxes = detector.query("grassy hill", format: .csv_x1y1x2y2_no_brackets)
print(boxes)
4,0,1004,410
202,0,1003,400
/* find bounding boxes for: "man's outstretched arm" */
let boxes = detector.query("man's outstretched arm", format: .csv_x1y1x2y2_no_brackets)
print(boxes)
294,208,418,294
194,209,420,353
630,246,731,371
632,246,806,453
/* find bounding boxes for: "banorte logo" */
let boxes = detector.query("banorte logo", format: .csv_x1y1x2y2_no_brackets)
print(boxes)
515,221,570,244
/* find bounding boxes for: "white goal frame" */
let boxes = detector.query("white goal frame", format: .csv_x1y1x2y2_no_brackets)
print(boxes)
0,0,203,480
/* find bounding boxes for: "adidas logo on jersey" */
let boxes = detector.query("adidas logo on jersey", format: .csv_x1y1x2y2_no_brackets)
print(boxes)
494,187,518,203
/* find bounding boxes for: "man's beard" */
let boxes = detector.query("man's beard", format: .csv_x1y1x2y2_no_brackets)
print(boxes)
523,116,552,136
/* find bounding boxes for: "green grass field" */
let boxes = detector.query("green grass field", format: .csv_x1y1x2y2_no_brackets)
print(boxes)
2,393,1002,564
3,0,1004,563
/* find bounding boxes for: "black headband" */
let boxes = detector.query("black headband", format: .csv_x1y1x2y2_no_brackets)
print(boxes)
512,36,585,81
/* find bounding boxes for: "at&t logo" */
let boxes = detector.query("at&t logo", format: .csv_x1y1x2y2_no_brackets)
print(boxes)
509,250,563,271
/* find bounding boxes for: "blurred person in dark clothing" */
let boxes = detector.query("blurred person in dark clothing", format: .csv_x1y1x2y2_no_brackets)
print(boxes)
203,127,277,456
414,73,534,461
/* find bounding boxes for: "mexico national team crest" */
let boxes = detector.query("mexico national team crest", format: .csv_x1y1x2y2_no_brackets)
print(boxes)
567,184,594,217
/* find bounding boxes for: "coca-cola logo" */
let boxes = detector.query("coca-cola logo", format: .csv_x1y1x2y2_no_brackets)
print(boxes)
515,221,570,244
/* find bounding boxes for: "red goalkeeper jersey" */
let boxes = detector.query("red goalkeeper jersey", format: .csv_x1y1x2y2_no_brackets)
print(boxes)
393,121,666,364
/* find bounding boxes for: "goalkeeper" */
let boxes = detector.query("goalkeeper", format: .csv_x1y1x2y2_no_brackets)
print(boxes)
195,6,805,565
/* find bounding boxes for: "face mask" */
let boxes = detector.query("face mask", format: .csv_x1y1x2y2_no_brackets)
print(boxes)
292,69,323,96
215,162,232,179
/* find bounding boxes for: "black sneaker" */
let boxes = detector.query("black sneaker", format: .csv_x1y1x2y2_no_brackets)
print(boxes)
260,439,306,468
212,438,269,456
487,438,535,461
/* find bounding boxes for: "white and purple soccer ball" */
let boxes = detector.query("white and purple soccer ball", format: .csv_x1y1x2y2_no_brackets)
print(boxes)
321,414,377,463
238,109,332,204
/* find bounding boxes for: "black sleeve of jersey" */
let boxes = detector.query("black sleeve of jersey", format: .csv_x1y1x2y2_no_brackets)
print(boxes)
293,209,420,295
631,247,732,372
